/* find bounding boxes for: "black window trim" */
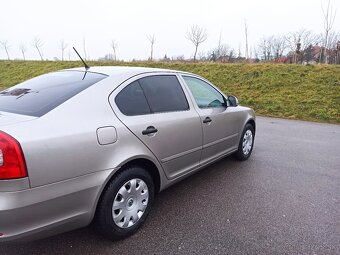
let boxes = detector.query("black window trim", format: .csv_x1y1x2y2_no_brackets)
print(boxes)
136,80,153,113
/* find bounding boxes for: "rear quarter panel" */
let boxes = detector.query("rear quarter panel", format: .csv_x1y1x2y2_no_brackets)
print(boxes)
0,76,166,188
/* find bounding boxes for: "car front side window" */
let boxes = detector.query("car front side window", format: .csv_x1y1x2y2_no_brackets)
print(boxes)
182,76,225,109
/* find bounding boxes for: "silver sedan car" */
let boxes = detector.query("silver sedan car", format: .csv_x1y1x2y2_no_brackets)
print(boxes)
0,66,255,242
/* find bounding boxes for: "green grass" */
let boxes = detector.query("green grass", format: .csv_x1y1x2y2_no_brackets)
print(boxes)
0,60,339,123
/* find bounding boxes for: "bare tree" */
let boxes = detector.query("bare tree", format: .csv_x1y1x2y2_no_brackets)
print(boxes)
186,25,207,61
19,43,27,60
267,37,276,60
280,30,319,63
272,35,288,60
321,0,337,63
244,20,249,59
286,29,320,52
110,40,118,61
218,44,230,61
327,31,340,63
0,40,10,60
198,51,207,61
212,32,230,61
172,55,185,61
147,35,156,61
60,40,68,61
229,49,235,60
32,37,44,60
238,43,242,58
209,43,230,62
258,37,272,61
328,31,340,49
258,36,284,61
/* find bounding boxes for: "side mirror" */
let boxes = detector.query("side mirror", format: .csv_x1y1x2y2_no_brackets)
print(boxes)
228,95,239,107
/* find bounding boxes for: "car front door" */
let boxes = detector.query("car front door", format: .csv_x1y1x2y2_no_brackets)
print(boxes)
110,74,203,179
181,75,240,166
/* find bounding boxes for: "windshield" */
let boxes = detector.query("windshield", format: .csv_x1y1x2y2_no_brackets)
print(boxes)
0,71,107,117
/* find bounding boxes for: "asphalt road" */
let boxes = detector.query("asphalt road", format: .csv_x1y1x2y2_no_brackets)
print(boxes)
1,117,339,255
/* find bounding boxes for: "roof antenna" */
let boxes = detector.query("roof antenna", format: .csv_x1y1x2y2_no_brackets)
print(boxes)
73,47,90,70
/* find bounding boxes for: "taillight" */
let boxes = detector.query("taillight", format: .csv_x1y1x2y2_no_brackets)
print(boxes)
0,131,27,179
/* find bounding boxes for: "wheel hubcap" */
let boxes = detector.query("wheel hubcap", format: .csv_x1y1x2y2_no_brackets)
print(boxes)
112,178,149,228
242,130,253,155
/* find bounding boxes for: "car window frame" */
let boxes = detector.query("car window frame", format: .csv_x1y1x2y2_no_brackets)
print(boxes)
113,73,191,117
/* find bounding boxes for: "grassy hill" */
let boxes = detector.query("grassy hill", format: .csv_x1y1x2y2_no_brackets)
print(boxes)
0,60,339,123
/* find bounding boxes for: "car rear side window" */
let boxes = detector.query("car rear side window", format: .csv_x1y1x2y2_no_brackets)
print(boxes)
115,81,151,116
138,75,189,113
0,71,107,117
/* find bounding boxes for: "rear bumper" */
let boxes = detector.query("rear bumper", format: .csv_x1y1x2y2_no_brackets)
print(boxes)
0,169,114,243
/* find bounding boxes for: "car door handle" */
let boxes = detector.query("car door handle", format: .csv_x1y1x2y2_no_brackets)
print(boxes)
142,126,158,135
203,117,212,124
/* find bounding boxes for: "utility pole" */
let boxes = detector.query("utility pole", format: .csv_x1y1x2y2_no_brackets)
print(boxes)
244,20,249,60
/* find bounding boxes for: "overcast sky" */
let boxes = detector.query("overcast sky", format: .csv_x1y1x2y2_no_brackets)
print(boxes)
0,0,339,61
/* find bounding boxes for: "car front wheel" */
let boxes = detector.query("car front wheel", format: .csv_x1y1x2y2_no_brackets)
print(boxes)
234,123,255,161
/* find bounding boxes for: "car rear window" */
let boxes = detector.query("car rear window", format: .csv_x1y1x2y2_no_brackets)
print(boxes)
0,71,107,117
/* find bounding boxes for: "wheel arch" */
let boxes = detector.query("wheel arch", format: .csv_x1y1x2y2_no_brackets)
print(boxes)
247,118,256,134
116,158,161,194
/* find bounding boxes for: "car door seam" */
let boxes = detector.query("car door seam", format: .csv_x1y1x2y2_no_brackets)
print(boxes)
160,146,202,163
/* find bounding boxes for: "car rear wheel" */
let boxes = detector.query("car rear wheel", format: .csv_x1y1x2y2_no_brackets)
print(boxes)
95,166,154,241
234,123,255,161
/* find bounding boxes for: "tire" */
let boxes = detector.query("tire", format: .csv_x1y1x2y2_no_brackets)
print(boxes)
234,123,255,161
95,166,155,241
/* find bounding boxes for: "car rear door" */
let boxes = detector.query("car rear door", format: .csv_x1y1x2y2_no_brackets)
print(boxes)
110,73,203,179
180,75,240,166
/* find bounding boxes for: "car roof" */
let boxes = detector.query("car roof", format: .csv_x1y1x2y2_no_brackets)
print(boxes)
65,66,190,77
